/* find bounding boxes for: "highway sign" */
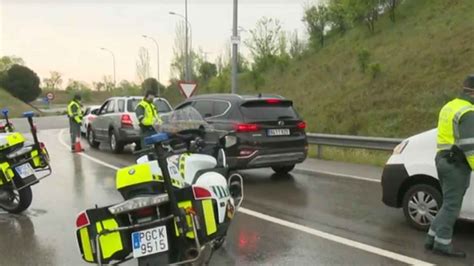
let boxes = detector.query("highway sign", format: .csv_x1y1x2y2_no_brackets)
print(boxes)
46,92,55,101
178,82,198,98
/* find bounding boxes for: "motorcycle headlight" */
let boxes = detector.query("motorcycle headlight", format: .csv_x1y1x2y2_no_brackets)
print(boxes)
393,140,409,155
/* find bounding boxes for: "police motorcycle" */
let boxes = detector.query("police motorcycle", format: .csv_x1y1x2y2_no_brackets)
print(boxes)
0,109,51,213
75,107,244,265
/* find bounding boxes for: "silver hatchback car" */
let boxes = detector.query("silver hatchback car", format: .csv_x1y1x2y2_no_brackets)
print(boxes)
87,96,172,153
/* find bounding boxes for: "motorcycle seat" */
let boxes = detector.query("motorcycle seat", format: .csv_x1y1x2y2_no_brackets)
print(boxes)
144,133,169,146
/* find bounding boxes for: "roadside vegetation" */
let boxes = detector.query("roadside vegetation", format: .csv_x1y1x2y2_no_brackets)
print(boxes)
2,0,473,166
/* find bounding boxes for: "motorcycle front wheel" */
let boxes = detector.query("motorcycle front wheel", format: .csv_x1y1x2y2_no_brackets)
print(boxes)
0,176,33,214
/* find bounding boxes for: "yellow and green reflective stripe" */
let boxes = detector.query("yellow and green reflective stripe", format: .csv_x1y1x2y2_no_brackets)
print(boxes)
79,228,94,262
174,201,195,238
465,150,474,169
202,199,217,235
95,219,123,259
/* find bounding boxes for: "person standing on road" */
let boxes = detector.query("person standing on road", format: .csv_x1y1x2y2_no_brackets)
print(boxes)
135,90,162,149
425,75,474,258
67,94,84,151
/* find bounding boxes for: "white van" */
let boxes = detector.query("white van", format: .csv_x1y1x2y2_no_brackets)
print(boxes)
381,129,474,230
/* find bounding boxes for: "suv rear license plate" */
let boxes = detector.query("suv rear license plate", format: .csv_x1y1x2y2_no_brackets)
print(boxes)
132,226,169,258
15,163,34,178
267,129,290,136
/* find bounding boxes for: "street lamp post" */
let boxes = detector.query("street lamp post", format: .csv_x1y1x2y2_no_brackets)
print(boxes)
100,47,116,89
142,35,160,95
231,0,239,94
170,8,193,82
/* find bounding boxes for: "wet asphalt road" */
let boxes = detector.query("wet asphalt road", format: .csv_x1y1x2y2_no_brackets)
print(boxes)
0,128,473,265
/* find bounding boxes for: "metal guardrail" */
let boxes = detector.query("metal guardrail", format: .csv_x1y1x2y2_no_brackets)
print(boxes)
306,133,404,158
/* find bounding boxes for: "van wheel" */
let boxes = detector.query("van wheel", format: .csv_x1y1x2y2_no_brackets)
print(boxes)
402,184,442,231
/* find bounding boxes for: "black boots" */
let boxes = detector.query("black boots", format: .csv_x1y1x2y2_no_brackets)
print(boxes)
432,243,466,258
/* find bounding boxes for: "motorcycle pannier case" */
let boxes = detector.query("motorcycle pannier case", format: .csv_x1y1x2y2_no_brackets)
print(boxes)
76,206,131,264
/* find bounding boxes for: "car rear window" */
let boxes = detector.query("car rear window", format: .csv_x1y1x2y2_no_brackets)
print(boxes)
127,98,172,113
240,100,298,121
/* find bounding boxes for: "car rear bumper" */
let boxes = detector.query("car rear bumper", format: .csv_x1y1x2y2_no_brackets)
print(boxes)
381,163,409,208
227,148,308,169
117,128,141,143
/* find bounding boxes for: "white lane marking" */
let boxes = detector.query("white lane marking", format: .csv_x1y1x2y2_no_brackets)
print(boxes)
57,129,434,266
239,208,433,266
58,129,119,170
296,167,381,183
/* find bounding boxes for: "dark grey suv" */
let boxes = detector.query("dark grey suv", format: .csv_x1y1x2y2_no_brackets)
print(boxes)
175,94,308,174
88,96,172,153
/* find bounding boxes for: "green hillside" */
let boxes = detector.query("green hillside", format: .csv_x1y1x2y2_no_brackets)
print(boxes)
193,0,474,138
0,88,39,118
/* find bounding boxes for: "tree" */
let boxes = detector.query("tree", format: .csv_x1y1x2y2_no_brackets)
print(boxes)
141,78,165,96
328,0,349,34
303,5,330,48
65,79,91,91
170,21,204,80
136,47,151,83
43,71,63,90
289,31,305,59
245,17,283,71
117,80,141,95
198,62,217,82
384,0,399,22
345,0,380,33
102,76,114,91
0,56,24,72
0,64,41,103
93,81,105,92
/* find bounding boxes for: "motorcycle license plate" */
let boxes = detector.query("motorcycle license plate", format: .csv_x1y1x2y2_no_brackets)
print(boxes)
132,226,169,258
15,163,34,178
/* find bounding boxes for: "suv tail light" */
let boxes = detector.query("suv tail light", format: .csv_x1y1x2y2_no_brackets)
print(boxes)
76,211,90,229
234,123,260,132
121,114,133,128
297,121,306,130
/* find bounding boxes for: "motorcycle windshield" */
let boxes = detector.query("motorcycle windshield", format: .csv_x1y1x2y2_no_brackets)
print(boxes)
158,106,213,134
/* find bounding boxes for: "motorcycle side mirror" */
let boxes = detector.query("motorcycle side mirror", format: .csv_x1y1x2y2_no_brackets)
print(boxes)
1,108,8,117
223,135,237,148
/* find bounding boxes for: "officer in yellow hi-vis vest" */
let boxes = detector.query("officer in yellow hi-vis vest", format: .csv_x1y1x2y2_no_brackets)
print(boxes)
425,75,474,258
67,94,84,151
135,90,162,148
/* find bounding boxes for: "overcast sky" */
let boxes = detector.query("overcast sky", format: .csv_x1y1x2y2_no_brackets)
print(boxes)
0,0,319,86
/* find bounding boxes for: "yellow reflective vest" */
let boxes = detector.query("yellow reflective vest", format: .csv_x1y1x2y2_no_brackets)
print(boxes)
67,100,83,124
437,97,474,168
137,100,161,127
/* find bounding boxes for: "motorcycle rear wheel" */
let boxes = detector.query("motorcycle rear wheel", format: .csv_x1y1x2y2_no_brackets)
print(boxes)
0,176,33,214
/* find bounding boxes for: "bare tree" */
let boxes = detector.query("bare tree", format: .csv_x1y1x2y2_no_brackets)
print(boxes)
171,21,187,80
93,81,105,92
136,47,151,83
102,76,113,92
43,71,63,90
